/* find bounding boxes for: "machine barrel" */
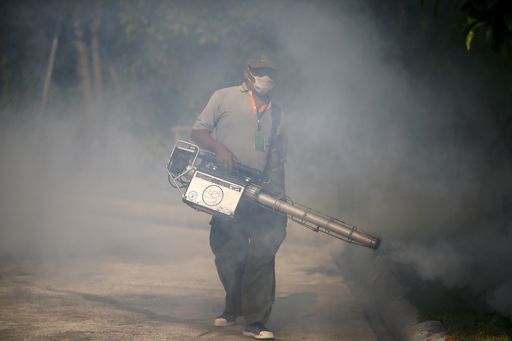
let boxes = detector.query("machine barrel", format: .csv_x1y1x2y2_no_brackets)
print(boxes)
244,185,380,249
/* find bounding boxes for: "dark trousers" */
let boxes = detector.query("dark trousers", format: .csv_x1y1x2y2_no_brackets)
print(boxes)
209,202,287,324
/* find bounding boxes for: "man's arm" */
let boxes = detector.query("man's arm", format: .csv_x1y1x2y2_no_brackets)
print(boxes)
191,90,237,170
190,129,237,170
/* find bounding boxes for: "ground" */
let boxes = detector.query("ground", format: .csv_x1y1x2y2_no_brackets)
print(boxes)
0,199,393,340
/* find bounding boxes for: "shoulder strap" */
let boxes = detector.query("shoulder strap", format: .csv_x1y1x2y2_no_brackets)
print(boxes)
263,105,282,181
269,104,282,146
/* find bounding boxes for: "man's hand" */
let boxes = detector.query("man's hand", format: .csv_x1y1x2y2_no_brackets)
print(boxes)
214,144,238,171
191,129,238,171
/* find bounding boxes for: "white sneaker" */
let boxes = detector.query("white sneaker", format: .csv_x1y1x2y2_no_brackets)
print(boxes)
213,314,236,327
242,323,275,340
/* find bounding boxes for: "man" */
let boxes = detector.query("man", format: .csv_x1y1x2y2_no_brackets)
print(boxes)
190,51,287,340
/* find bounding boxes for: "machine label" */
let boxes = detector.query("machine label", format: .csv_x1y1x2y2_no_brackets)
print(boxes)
185,171,245,217
202,185,224,206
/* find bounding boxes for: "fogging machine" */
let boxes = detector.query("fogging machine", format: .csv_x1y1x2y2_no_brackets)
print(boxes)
166,140,381,249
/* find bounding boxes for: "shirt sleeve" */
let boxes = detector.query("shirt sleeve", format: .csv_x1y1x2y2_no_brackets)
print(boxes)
192,90,222,131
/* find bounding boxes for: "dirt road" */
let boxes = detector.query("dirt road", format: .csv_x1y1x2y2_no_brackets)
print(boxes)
0,200,392,340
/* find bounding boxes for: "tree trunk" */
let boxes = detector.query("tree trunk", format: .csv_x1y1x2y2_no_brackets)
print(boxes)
90,12,103,117
39,19,60,120
74,18,94,133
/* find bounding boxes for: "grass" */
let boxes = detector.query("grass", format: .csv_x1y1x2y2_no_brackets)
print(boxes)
438,310,512,341
406,283,512,341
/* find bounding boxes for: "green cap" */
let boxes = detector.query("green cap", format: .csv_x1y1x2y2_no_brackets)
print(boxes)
246,51,276,70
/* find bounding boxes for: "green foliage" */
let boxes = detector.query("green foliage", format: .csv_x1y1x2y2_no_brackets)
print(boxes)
421,0,512,61
458,0,512,60
416,0,512,153
0,0,285,131
107,0,281,129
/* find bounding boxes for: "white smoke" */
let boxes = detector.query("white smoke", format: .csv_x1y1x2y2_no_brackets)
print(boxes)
1,0,511,319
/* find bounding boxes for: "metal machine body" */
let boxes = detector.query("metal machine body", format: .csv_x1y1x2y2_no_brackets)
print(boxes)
167,140,381,250
185,170,245,217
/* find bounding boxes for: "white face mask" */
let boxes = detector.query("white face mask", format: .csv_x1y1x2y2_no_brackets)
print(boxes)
252,74,274,95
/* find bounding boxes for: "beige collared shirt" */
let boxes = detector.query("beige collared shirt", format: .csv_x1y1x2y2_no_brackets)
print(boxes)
192,83,285,172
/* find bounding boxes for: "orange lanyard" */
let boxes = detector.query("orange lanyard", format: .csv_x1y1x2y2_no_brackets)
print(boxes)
248,90,271,133
248,90,272,117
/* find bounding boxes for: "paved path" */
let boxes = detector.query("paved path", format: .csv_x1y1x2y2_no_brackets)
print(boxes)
0,199,393,340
